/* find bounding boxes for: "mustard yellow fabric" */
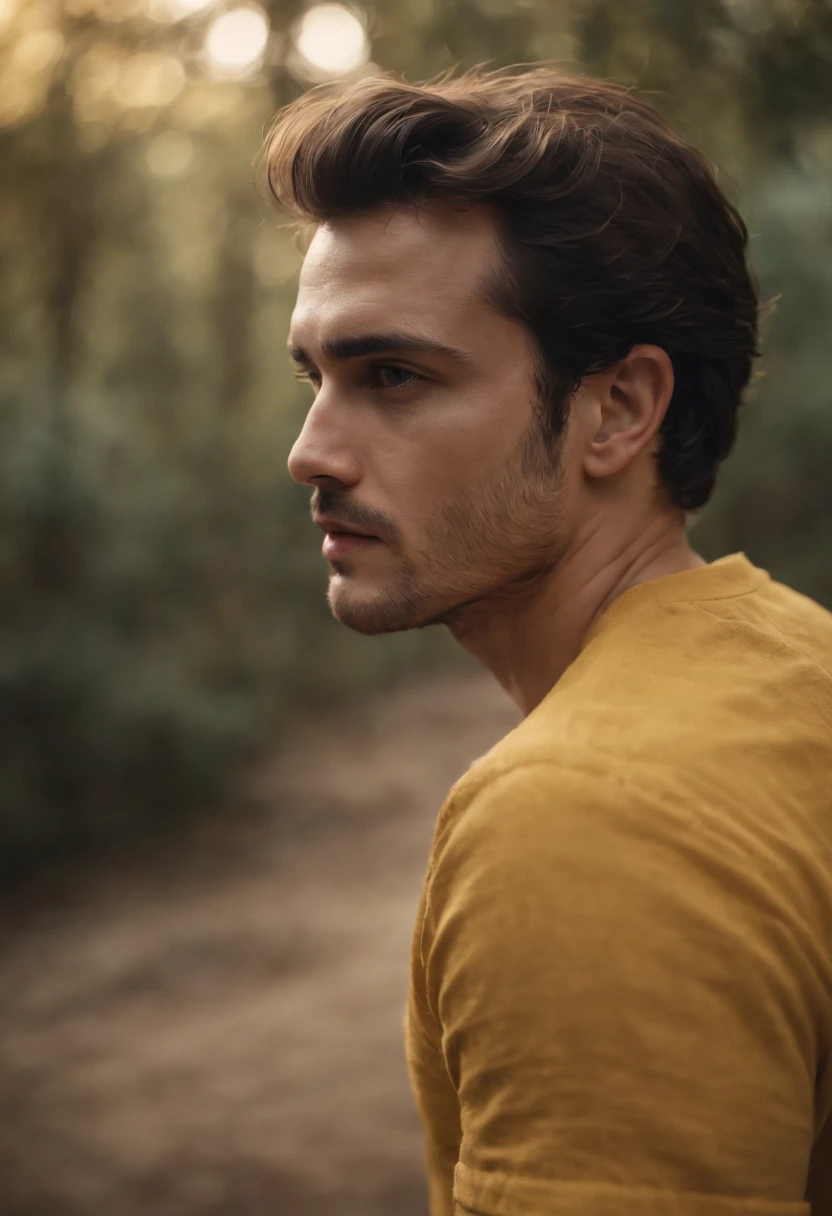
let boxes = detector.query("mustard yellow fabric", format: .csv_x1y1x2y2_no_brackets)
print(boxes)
406,554,832,1216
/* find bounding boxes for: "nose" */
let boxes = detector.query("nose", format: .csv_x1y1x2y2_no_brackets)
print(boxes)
287,392,362,489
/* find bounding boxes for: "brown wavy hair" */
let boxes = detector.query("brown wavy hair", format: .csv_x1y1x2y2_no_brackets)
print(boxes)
262,68,760,510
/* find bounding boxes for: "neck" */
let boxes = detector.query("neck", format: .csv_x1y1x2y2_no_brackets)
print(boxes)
446,508,704,716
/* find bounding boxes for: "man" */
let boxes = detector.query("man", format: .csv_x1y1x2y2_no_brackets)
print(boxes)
265,68,832,1215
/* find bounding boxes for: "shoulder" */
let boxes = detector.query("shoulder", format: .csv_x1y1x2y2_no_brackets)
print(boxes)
427,757,674,890
423,758,692,965
424,756,831,1040
420,759,830,1128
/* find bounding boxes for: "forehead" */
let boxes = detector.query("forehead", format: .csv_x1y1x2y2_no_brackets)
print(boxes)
290,202,503,346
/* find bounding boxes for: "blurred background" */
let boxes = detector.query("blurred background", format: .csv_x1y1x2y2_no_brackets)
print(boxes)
1,0,831,1212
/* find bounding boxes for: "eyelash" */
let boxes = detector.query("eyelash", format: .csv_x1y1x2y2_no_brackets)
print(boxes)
294,365,424,395
371,366,423,392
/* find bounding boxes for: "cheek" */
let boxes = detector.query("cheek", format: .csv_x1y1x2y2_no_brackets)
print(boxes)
371,384,539,526
404,455,487,532
415,413,533,496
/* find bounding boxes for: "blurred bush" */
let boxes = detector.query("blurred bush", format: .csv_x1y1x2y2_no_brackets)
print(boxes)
0,387,450,880
0,392,273,879
0,0,830,879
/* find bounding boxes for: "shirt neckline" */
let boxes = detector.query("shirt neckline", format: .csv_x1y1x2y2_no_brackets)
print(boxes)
581,552,767,653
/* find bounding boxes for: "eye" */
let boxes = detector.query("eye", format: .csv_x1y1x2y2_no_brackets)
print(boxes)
371,365,423,392
293,369,322,391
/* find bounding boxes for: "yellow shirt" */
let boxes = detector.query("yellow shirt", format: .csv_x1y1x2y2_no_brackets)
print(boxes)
406,554,832,1216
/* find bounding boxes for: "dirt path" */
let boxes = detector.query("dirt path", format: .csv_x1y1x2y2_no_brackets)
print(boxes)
0,670,517,1215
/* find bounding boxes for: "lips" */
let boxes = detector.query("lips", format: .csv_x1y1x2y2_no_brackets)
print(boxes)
322,530,381,561
314,516,378,540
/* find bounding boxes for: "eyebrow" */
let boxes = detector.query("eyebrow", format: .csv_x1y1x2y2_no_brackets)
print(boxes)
287,331,474,367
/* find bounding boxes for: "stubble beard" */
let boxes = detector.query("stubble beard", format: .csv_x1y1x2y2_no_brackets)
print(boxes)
327,410,566,636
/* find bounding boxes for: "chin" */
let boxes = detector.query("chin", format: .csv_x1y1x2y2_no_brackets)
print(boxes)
327,573,436,635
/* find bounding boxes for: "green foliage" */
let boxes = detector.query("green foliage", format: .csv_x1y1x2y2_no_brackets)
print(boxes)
694,158,832,600
0,397,261,878
0,389,453,880
0,0,830,879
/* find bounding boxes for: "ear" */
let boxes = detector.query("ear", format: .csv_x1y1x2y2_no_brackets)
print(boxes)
582,344,674,481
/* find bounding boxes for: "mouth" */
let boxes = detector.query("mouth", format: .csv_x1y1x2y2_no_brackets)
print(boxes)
313,514,386,563
321,529,383,561
316,512,379,539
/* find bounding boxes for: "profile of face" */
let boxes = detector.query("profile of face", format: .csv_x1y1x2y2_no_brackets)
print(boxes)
287,202,578,636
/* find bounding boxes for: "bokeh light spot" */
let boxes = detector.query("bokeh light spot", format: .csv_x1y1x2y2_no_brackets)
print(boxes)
293,3,369,77
0,0,20,32
204,6,270,77
165,0,215,19
118,53,186,108
12,29,65,76
71,43,123,123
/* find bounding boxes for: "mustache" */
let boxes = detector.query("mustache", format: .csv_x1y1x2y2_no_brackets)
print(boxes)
311,490,399,545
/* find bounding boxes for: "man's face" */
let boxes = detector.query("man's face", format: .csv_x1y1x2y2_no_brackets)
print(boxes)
287,202,577,635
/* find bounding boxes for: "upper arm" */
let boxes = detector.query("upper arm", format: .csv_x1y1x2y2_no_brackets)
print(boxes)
423,764,818,1215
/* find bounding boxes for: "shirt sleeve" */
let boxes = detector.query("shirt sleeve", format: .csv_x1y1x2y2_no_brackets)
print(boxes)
421,762,819,1216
